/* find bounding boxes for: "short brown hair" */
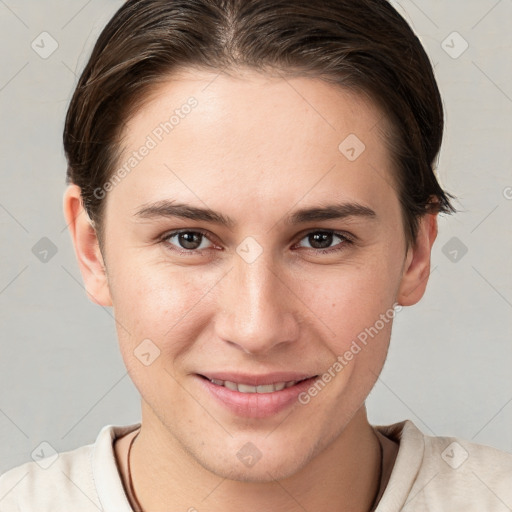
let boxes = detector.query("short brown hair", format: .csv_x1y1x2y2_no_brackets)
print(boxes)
63,0,456,247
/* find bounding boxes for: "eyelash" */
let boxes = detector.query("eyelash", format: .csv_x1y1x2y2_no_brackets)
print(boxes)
159,229,354,256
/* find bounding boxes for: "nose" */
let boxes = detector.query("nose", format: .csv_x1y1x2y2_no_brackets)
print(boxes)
214,250,300,355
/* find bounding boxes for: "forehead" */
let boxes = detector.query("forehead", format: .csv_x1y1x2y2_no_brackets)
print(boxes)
110,68,398,221
123,67,388,151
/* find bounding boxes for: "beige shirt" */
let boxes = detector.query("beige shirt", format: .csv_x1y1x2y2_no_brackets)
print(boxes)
1,420,511,511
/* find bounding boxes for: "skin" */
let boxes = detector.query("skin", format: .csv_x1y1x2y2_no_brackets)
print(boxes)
63,68,437,511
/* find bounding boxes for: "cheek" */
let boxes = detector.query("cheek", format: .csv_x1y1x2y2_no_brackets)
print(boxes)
303,253,401,348
108,257,214,369
109,265,213,411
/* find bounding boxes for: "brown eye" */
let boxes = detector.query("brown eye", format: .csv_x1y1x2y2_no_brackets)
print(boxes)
163,230,213,252
296,231,352,253
308,232,334,249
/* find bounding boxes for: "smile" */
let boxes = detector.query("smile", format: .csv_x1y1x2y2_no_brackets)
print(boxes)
196,373,320,418
205,377,311,393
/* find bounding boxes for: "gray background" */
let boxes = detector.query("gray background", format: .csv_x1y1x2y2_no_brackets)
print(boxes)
0,0,511,474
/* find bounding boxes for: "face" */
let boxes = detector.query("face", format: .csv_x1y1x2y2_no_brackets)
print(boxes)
74,68,431,481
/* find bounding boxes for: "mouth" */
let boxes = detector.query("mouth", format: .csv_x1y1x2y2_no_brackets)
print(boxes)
198,375,316,394
196,372,319,418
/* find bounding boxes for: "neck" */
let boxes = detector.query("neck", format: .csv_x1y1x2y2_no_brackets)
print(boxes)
126,404,382,512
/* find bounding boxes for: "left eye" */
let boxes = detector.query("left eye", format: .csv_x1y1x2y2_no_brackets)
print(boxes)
295,231,350,252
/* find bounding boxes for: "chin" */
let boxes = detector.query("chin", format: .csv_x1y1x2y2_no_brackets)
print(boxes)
204,458,307,483
190,437,318,483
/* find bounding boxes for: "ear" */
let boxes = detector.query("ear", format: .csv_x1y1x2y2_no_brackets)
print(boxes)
396,213,438,306
63,184,112,307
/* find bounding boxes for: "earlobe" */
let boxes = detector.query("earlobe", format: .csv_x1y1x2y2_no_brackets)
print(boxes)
396,213,438,306
63,184,113,307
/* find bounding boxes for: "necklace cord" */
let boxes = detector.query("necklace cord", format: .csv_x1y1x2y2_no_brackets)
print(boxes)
127,429,144,512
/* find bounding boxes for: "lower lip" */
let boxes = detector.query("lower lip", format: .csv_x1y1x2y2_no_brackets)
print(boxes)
196,375,318,418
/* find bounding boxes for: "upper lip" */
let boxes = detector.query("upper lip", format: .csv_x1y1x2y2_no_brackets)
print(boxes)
198,372,317,386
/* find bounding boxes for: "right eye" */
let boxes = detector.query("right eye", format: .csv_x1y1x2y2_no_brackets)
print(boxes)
161,229,216,254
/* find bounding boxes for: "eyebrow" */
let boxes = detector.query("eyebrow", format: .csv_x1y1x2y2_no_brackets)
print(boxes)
134,200,377,227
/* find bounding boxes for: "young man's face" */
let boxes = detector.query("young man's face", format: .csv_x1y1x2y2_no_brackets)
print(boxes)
67,68,435,481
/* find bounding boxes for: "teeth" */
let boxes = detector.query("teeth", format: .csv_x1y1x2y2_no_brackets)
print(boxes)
238,383,258,393
274,382,286,391
223,380,238,391
209,378,304,393
256,384,275,393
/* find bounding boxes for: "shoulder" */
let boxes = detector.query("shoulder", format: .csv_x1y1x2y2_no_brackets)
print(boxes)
0,442,97,512
377,420,512,511
0,424,132,512
418,428,512,505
